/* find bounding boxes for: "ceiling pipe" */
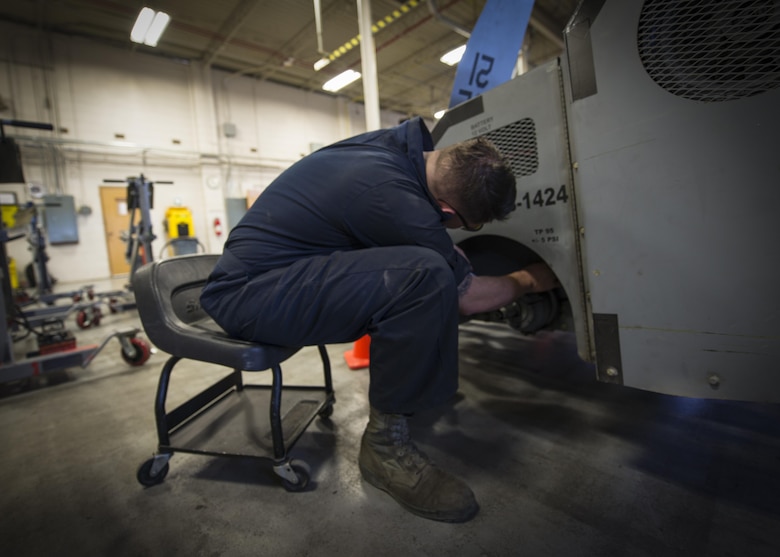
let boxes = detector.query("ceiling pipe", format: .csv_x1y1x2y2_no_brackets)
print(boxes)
313,0,328,55
427,0,471,38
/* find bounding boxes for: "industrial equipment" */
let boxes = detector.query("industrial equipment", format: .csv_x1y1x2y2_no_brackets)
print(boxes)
434,0,780,402
0,159,153,385
0,207,151,385
94,174,167,315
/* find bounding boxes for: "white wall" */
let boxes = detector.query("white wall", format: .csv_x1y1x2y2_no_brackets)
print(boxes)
0,20,411,284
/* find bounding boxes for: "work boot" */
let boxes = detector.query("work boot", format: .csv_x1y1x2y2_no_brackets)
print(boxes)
358,406,478,522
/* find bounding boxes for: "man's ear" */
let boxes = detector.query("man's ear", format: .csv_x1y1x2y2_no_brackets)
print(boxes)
437,198,453,215
439,203,459,228
440,205,456,218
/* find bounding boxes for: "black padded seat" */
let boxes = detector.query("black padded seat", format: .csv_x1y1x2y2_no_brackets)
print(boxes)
133,253,298,370
131,254,335,491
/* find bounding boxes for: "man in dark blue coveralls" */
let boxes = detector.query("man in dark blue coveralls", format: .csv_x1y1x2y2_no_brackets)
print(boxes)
200,117,557,523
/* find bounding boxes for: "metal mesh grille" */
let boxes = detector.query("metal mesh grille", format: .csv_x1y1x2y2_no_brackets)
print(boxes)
485,118,539,177
638,0,780,102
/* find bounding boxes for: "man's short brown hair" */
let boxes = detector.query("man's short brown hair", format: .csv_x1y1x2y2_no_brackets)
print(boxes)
438,137,516,225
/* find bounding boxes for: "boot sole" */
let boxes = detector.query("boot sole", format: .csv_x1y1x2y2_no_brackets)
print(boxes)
359,462,479,523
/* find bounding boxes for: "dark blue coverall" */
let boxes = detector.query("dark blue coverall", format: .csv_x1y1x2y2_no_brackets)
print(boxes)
200,117,472,414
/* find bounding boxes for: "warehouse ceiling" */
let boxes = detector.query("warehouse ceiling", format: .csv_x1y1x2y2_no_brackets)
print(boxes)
0,0,579,119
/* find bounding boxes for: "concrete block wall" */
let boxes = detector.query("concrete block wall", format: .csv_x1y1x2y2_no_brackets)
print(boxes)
0,20,411,284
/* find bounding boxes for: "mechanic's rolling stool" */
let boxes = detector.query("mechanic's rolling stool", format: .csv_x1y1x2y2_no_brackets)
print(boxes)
132,253,335,491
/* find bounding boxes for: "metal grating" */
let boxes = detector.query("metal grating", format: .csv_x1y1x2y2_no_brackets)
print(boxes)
485,118,539,177
637,0,780,102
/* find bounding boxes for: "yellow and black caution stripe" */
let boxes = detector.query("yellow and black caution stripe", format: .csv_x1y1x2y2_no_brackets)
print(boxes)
326,0,422,62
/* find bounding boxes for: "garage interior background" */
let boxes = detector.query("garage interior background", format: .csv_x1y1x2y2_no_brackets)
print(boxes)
0,0,576,285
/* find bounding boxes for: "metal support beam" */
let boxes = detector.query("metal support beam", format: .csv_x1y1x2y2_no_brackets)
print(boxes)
357,0,381,131
427,0,565,50
203,0,264,66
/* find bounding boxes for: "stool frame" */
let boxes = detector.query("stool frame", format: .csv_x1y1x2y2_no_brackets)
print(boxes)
132,254,335,491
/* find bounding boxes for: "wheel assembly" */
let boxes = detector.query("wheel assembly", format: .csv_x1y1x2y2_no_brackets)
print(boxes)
505,291,560,334
280,462,310,492
318,402,334,419
75,306,102,329
121,337,151,365
456,236,565,334
137,457,170,487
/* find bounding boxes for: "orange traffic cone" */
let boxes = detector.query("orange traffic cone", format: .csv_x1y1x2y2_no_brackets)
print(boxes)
344,334,370,370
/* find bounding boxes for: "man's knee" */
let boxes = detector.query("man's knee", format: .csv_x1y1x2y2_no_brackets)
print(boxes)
379,246,456,301
383,246,450,272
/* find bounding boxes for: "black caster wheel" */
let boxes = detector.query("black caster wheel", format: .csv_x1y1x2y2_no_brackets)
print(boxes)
281,463,310,492
122,337,151,365
318,402,334,419
137,458,169,487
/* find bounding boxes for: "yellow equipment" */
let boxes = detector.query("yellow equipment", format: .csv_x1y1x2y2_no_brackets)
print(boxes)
164,207,194,239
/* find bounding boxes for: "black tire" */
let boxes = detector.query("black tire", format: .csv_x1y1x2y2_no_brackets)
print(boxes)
318,402,334,419
281,463,310,492
122,337,151,365
137,458,169,487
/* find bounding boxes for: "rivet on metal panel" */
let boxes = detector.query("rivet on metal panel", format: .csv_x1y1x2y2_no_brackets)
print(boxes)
579,227,585,237
708,374,721,389
572,161,579,170
606,366,619,377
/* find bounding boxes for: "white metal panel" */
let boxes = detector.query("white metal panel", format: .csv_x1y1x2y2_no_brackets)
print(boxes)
563,0,780,401
434,61,590,359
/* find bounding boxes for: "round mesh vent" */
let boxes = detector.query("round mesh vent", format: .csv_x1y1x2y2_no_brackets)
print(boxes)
637,0,780,102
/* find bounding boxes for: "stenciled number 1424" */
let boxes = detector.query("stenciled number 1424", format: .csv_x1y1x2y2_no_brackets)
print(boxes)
518,185,569,209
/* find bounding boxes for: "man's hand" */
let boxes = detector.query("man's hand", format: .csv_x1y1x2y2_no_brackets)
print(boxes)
510,263,559,293
458,262,560,315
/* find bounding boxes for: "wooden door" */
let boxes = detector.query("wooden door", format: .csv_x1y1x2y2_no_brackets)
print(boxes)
99,186,131,276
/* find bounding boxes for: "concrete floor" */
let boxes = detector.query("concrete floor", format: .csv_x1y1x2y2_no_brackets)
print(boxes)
1,287,780,557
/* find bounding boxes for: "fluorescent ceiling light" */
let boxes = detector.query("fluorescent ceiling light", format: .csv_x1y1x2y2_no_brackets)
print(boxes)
145,11,170,47
131,8,154,43
322,69,361,92
440,44,466,66
131,7,170,47
434,109,446,120
313,57,331,71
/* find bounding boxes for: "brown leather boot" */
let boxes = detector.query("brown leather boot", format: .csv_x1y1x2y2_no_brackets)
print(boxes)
358,406,478,522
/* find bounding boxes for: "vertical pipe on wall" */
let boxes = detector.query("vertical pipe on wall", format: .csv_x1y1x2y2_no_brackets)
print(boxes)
356,0,381,131
35,12,66,195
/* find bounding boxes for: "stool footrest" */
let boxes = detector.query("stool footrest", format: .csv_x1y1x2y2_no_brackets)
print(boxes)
164,385,334,461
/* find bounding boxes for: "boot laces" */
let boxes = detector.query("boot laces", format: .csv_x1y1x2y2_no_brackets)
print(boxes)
389,418,427,469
